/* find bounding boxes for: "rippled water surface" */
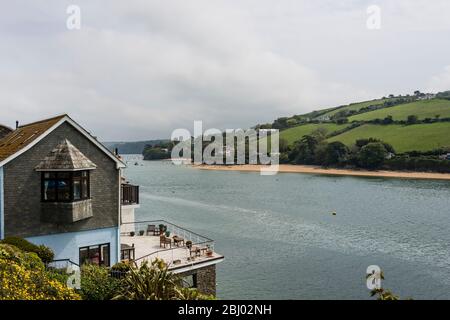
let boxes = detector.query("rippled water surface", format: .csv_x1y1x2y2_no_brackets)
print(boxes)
123,156,450,299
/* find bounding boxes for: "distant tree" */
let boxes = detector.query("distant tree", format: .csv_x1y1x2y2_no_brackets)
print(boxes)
355,138,395,154
406,115,419,125
335,117,349,125
358,142,388,169
382,115,394,125
315,141,349,166
435,114,441,119
289,135,319,164
388,94,395,98
414,90,421,96
286,118,298,127
310,128,328,142
279,138,289,153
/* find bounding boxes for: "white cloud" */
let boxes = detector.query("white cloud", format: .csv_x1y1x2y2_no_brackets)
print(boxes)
0,0,449,140
426,66,450,93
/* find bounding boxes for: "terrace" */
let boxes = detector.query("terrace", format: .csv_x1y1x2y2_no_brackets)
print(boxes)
120,220,223,272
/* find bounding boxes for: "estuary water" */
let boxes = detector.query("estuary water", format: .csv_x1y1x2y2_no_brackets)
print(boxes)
123,156,450,299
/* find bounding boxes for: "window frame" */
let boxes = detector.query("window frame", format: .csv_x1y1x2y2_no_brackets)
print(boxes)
79,243,110,267
41,171,90,203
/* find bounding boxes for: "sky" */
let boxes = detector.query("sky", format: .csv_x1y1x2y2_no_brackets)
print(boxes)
1,0,450,141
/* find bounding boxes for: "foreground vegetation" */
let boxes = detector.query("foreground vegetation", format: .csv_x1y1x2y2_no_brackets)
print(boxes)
0,243,80,300
0,238,211,300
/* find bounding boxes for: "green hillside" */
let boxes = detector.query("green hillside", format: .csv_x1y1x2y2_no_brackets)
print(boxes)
321,98,391,118
348,99,450,122
280,123,347,145
328,122,450,153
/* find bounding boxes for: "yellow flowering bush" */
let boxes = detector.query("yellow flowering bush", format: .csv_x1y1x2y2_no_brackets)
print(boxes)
0,244,80,300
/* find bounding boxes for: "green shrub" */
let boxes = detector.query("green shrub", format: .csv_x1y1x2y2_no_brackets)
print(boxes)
0,244,80,300
80,264,121,300
0,237,54,265
113,259,213,300
36,245,55,264
111,261,132,272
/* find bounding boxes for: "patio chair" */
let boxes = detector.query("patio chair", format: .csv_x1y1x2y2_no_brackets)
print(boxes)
160,235,172,248
189,246,201,257
173,235,185,247
147,224,159,236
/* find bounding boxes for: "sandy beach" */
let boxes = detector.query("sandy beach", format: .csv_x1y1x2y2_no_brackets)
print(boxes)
195,164,450,181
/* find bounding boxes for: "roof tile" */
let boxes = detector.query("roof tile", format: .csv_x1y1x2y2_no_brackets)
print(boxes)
0,115,66,162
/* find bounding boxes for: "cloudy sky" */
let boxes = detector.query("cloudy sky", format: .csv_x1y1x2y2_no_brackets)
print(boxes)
1,0,450,141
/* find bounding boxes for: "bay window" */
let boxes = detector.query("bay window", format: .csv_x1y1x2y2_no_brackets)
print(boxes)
41,171,90,202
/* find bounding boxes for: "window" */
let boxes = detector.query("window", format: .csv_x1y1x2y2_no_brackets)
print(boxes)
79,243,110,267
182,274,198,288
41,171,90,202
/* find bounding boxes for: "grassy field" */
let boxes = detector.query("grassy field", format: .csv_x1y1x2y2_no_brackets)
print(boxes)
280,123,348,145
348,99,450,122
328,122,450,152
319,98,392,118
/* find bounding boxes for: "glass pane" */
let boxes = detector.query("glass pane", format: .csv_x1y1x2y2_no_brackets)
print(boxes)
82,171,88,177
79,248,89,265
57,172,71,179
88,246,100,265
44,180,56,201
73,180,81,200
101,244,110,267
82,179,89,198
57,180,71,201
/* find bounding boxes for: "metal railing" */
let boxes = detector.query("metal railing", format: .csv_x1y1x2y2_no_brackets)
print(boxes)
121,184,139,205
120,219,215,266
47,259,80,270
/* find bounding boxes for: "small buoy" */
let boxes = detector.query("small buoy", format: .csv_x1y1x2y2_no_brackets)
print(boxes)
332,212,337,216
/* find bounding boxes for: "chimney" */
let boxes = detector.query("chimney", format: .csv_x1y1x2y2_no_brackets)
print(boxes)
15,120,19,129
115,148,119,156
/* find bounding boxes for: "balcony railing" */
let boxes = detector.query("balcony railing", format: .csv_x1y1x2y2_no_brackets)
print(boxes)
120,220,220,268
121,184,139,205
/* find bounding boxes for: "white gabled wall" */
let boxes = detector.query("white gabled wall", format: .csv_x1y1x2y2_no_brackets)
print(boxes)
26,227,120,265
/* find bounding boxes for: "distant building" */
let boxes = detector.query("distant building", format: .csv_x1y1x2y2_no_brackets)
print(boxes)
418,93,436,100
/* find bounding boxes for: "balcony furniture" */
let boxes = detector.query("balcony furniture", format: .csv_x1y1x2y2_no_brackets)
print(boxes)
190,246,208,257
120,243,135,261
146,225,159,236
121,184,139,205
173,236,185,247
160,235,172,248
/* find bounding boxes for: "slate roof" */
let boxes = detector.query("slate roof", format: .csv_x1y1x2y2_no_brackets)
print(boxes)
0,114,125,169
0,115,66,162
0,125,12,140
35,139,97,171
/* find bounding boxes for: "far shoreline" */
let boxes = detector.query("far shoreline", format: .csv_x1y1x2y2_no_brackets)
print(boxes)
194,164,450,181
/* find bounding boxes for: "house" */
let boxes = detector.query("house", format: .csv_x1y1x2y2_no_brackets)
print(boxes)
0,114,223,295
0,115,125,266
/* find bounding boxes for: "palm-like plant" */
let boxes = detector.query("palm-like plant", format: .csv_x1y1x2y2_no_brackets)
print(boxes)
113,259,213,300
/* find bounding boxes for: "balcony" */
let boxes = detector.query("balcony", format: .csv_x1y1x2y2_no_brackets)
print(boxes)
121,183,139,205
120,220,224,272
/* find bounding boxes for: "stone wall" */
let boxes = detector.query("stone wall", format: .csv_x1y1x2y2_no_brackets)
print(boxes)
3,121,120,237
178,264,217,296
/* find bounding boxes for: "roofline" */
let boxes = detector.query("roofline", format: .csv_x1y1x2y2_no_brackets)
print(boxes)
0,124,13,131
17,114,68,128
0,115,126,169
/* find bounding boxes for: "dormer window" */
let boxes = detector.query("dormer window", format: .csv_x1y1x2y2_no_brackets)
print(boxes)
42,171,90,202
36,139,96,214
